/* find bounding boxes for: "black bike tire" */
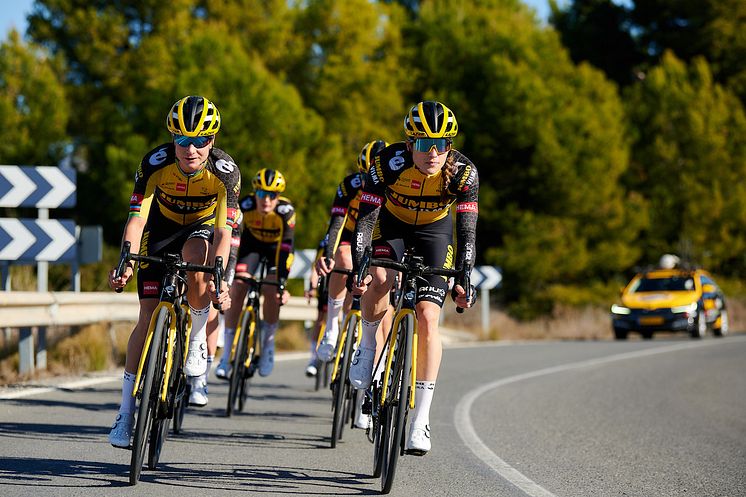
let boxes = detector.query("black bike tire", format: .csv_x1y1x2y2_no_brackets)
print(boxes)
381,316,413,494
172,312,188,434
331,314,356,447
372,385,386,478
129,306,168,485
238,312,259,413
146,307,172,469
227,310,250,417
173,382,188,433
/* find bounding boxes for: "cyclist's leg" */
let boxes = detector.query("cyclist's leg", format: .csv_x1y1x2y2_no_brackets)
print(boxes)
189,305,220,406
216,256,254,378
182,234,211,378
258,269,281,376
318,240,352,360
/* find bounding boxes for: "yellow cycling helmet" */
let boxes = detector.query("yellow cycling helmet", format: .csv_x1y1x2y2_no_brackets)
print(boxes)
166,95,221,137
252,168,286,193
357,140,389,173
403,100,458,138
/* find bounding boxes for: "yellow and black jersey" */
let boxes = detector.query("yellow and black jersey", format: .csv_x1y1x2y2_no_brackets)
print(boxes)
129,144,240,231
354,141,479,274
322,172,364,259
239,194,296,244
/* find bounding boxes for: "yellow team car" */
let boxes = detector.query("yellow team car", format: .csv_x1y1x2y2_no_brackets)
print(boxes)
610,268,728,340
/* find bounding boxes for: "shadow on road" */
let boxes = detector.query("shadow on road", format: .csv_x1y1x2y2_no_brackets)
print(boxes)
0,456,129,488
0,422,107,445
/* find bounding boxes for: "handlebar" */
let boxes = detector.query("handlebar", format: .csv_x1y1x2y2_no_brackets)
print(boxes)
115,241,226,310
232,274,287,306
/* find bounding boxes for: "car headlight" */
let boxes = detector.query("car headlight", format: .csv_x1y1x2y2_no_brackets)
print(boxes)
672,303,697,314
611,304,631,315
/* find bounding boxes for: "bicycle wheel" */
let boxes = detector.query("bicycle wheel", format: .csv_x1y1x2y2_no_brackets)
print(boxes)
172,320,188,434
130,306,169,485
173,381,189,434
227,308,250,417
314,322,326,392
331,313,357,447
381,316,413,494
238,314,260,413
372,379,386,478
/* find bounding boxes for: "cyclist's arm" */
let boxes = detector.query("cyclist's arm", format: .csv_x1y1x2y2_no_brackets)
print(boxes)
323,177,354,261
351,180,385,271
453,160,480,276
276,202,296,280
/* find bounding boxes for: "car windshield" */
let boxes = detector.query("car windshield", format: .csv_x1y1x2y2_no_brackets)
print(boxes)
630,276,695,293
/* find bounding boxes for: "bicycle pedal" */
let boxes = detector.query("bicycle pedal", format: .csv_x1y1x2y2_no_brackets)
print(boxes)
361,395,372,415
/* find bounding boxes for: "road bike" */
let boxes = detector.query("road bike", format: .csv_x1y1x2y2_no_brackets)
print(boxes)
225,265,285,417
357,248,469,494
114,241,223,485
312,273,331,391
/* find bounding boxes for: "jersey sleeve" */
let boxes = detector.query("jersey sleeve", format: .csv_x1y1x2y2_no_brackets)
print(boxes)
129,144,173,219
323,174,359,260
209,148,241,231
449,152,480,275
275,199,296,280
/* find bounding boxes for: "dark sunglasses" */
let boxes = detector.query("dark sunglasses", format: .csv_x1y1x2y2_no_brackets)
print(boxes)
413,138,451,154
173,134,213,148
256,190,279,200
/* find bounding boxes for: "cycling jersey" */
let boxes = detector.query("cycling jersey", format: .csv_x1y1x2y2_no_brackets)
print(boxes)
323,172,364,261
353,142,479,284
235,194,296,279
129,144,241,299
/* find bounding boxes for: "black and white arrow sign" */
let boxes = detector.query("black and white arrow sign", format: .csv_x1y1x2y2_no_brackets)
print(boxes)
470,266,502,290
0,218,77,262
0,165,76,208
289,249,318,279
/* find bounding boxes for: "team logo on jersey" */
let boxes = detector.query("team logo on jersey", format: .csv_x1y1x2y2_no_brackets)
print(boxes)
240,197,254,210
175,182,186,192
456,202,478,213
360,193,383,206
351,175,362,189
215,159,236,174
410,179,421,189
149,147,169,166
331,206,347,216
389,150,406,171
277,204,294,215
143,282,159,296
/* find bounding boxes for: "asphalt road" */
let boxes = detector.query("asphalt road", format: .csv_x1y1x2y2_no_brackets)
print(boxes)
1,335,744,497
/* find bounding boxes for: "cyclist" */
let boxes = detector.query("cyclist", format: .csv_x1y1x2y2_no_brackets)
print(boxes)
107,95,238,448
315,140,388,362
349,101,478,454
215,168,294,379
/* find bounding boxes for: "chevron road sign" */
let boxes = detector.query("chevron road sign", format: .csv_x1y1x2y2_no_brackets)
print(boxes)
0,165,76,208
470,265,502,289
288,249,318,279
0,219,76,262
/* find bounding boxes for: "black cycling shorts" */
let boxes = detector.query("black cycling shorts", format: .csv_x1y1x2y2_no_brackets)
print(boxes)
372,209,454,307
236,229,279,275
136,217,214,299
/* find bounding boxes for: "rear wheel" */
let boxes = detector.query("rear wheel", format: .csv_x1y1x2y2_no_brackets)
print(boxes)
690,309,707,339
130,306,169,485
227,309,251,417
381,316,413,494
613,327,628,340
372,378,385,478
331,315,357,447
714,310,729,337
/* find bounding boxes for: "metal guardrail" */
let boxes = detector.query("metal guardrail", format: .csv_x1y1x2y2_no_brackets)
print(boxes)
1,291,319,375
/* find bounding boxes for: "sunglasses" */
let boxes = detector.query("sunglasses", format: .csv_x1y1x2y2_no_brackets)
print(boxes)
256,190,279,200
413,138,451,154
173,134,213,148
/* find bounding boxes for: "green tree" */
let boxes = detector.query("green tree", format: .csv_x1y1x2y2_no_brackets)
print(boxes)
407,0,645,315
0,30,69,166
625,51,746,273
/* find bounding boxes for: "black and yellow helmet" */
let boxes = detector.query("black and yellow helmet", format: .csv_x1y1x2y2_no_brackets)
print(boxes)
357,140,389,173
252,168,286,193
403,101,458,138
166,96,221,137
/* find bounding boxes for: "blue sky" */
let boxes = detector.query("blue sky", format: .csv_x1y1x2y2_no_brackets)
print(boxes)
0,0,554,38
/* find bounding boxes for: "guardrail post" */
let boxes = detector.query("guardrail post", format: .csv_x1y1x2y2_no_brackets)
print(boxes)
19,327,35,375
481,288,490,334
36,327,47,370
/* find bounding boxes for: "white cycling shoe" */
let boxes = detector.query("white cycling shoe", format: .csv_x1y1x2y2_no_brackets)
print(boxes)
348,346,375,389
188,377,208,407
215,357,231,381
316,330,338,362
108,413,135,449
405,424,431,455
305,360,318,377
258,346,275,377
184,340,207,377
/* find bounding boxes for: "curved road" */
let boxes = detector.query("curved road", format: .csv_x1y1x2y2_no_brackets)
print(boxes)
1,335,744,496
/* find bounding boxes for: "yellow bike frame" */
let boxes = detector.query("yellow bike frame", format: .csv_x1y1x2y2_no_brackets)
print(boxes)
231,305,258,369
380,308,418,410
331,309,363,382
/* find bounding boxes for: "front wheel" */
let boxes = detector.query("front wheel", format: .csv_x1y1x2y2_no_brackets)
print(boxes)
714,310,729,337
331,316,356,447
227,309,251,417
690,309,707,339
130,306,169,485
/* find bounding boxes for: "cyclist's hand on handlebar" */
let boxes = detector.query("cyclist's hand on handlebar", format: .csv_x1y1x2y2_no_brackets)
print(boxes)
316,256,335,276
280,288,291,305
452,283,475,309
352,273,373,296
108,265,133,291
209,279,231,310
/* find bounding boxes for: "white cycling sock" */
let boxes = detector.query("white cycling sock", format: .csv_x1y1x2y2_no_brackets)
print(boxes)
411,381,435,428
221,327,236,362
119,371,136,415
324,297,345,339
360,319,381,350
203,356,213,383
263,322,279,350
189,304,210,344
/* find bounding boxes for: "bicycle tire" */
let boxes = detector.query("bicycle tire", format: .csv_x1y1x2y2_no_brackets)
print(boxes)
146,307,172,470
129,306,169,485
331,313,357,447
173,382,188,433
238,311,259,413
227,308,250,417
381,316,413,494
172,316,188,434
372,381,386,478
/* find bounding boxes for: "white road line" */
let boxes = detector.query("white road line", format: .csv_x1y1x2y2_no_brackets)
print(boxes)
453,336,746,497
0,352,311,400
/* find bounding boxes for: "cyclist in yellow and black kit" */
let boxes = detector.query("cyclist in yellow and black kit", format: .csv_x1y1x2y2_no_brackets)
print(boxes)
315,140,388,362
349,101,478,455
216,168,294,379
108,95,239,448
